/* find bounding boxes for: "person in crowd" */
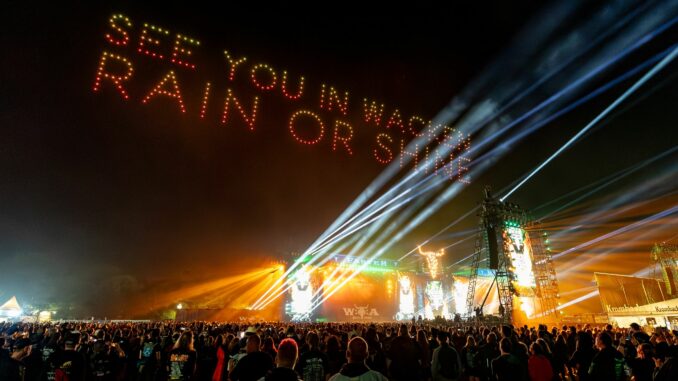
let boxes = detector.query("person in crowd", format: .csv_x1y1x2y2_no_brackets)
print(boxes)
328,337,387,381
294,331,328,381
229,334,273,381
5,338,32,381
478,332,500,381
260,338,301,381
1,320,677,381
212,335,227,381
88,336,125,381
588,332,625,381
551,333,568,380
416,329,431,381
628,342,654,381
386,324,420,381
491,338,526,381
138,329,162,381
527,342,552,381
168,331,197,381
651,341,677,381
431,331,461,381
324,335,346,378
260,337,277,365
461,335,480,381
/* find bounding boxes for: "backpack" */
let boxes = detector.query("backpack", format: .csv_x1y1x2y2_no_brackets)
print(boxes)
438,345,459,379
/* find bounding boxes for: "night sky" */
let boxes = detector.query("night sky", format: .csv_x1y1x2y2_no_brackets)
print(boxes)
1,1,677,317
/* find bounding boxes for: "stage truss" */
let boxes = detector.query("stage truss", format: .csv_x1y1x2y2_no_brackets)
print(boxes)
465,187,560,324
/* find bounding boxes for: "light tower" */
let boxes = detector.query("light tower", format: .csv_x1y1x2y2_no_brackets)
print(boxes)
464,187,560,324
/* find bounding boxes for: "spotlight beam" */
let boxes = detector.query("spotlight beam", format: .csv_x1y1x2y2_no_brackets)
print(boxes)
501,45,678,201
553,204,678,260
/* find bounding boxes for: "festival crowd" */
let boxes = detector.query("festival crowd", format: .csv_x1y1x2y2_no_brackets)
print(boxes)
1,320,677,381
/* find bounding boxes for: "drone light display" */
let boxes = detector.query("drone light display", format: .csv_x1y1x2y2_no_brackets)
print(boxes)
91,13,472,181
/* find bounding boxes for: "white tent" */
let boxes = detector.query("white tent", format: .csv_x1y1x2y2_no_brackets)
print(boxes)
0,296,23,317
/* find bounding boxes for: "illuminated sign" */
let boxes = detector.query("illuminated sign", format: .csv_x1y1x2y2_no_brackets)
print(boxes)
418,246,445,279
92,13,472,182
342,305,380,320
330,254,399,269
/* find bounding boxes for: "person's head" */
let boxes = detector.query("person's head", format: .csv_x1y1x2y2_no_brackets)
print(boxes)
530,342,544,356
173,331,194,351
638,343,652,359
306,331,319,349
326,335,340,352
437,331,448,345
486,332,497,345
276,338,298,368
596,332,612,350
501,325,512,339
346,336,369,364
214,334,224,348
630,323,641,332
499,337,512,355
246,334,261,353
64,331,81,350
652,341,669,366
536,338,551,354
398,324,409,337
416,330,427,345
262,337,276,352
12,338,31,356
466,335,476,348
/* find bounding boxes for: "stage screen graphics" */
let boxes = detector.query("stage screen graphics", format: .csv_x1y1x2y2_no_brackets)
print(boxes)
423,280,448,319
319,272,397,321
397,274,415,320
286,266,314,318
504,224,536,291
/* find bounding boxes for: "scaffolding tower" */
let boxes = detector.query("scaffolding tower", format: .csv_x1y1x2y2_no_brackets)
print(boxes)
531,229,560,322
464,187,560,323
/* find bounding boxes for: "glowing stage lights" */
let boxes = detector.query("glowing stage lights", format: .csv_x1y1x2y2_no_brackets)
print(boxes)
418,246,445,279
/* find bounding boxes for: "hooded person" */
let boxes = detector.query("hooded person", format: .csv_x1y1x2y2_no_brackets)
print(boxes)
329,337,387,381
